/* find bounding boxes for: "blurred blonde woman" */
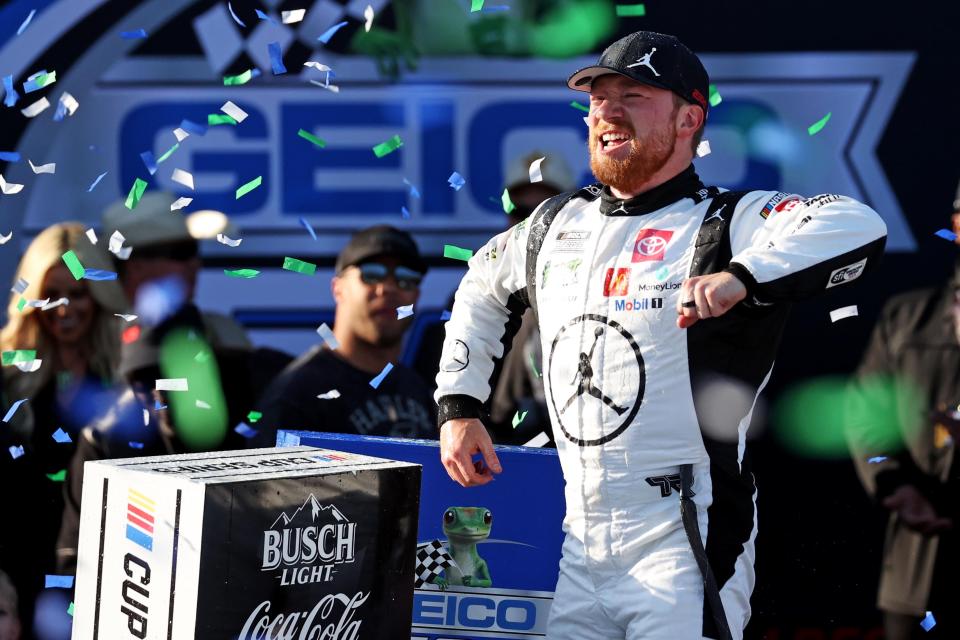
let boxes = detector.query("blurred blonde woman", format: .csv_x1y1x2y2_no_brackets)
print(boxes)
0,222,124,632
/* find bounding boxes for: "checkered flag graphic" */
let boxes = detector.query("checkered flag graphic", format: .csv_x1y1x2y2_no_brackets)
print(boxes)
415,539,457,588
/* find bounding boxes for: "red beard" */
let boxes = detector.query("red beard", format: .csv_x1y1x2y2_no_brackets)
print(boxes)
589,123,677,195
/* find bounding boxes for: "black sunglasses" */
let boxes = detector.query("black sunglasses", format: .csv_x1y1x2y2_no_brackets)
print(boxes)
356,262,423,290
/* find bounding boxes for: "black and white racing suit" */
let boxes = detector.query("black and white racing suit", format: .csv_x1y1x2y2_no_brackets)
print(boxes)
435,166,887,639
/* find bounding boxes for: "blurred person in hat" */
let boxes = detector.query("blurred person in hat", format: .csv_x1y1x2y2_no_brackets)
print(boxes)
254,225,436,444
436,30,888,639
847,181,960,639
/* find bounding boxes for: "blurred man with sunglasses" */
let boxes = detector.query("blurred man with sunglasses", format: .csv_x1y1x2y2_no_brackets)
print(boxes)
255,225,437,441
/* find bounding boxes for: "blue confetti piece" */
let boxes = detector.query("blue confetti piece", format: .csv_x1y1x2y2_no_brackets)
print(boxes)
52,428,72,444
82,269,118,281
45,575,74,589
934,229,957,242
3,399,28,423
235,423,258,438
128,441,144,450
16,9,37,36
140,150,158,176
53,99,69,122
867,456,887,464
3,75,19,108
227,1,247,27
440,310,452,321
255,9,278,25
317,21,349,44
0,151,21,163
920,611,936,632
8,445,24,459
369,363,394,389
481,4,510,11
298,217,317,240
154,399,167,410
120,29,148,39
87,171,108,192
268,41,287,75
403,178,421,199
401,206,411,219
448,171,466,191
179,119,208,137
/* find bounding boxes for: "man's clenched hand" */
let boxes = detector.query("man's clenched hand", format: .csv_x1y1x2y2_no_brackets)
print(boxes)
440,418,502,487
676,272,747,329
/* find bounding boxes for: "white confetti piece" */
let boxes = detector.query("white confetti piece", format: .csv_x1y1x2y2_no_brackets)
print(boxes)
41,298,68,311
171,168,195,190
14,359,41,372
24,298,50,308
696,140,712,158
170,197,193,211
316,323,340,350
281,9,305,23
396,304,414,319
55,92,79,118
173,128,190,142
196,399,211,409
155,378,188,391
85,228,97,245
523,431,550,447
216,233,242,247
21,97,50,118
220,101,248,123
0,174,24,195
143,409,149,426
363,4,375,31
0,232,12,244
114,314,138,322
317,390,341,400
108,230,132,260
303,61,332,72
829,305,858,323
12,278,29,294
528,156,545,183
28,159,55,174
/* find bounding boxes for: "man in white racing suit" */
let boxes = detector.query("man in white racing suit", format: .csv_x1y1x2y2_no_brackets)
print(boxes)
435,30,888,639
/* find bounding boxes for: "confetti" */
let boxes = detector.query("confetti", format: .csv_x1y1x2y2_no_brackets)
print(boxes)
51,428,73,444
615,3,646,16
401,206,411,219
482,5,509,11
317,390,341,400
808,112,831,136
0,151,20,162
247,410,262,423
829,305,858,323
696,140,712,158
282,9,306,24
155,144,179,165
440,310,452,321
16,298,26,312
373,135,404,158
41,297,68,311
171,168,195,190
934,229,957,242
8,445,24,459
23,71,56,93
87,171,108,192
0,174,24,195
223,69,254,86
501,188,516,214
109,230,132,260
512,410,528,428
45,575,74,589
155,378,188,391
16,9,37,36
3,398,27,422
196,399,211,409
317,21,349,44
298,217,318,241
120,29,148,39
14,359,42,373
369,362,394,388
2,350,36,366
708,84,722,107
67,602,75,617
140,150,158,176
170,197,193,211
2,75,18,108
61,250,85,280
397,304,414,319
528,157,545,183
236,175,262,199
46,469,66,482
444,245,473,261
125,178,148,210
23,299,50,309
255,9,278,24
0,232,12,244
235,423,258,438
268,41,287,75
53,92,80,121
224,268,260,278
208,114,237,126
173,127,190,142
304,61,332,72
363,4,375,31
142,409,149,426
920,611,936,632
309,80,340,93
115,314,138,322
216,234,242,247
282,256,317,275
316,323,340,350
448,171,466,191
471,0,485,11
297,128,327,148
221,101,248,123
403,178,421,198
867,456,887,464
524,432,550,447
529,351,541,377
227,1,247,27
12,278,28,294
83,269,118,281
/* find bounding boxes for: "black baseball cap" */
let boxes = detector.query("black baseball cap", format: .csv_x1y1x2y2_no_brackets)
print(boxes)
335,225,427,274
567,31,710,113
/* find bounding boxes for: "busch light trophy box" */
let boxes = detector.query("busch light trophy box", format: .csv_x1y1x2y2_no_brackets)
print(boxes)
71,446,420,640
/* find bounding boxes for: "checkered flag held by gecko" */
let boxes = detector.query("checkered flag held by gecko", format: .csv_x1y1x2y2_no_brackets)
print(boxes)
415,539,456,588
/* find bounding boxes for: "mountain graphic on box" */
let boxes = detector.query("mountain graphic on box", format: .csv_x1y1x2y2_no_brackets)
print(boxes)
270,494,348,530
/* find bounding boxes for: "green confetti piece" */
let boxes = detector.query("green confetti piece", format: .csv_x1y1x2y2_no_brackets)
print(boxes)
615,3,646,16
125,178,148,210
247,410,262,423
570,101,589,112
223,69,254,86
34,71,57,89
501,188,516,214
235,175,262,199
471,0,484,11
511,410,528,428
529,351,541,378
708,84,722,107
223,268,260,279
156,143,179,164
298,128,327,148
61,250,85,280
2,350,36,366
282,256,317,275
46,469,66,482
16,297,26,312
807,112,831,136
208,113,238,126
67,602,74,617
443,245,473,262
372,134,403,158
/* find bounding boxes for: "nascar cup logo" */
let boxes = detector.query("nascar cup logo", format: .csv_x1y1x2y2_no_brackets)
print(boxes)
262,494,357,586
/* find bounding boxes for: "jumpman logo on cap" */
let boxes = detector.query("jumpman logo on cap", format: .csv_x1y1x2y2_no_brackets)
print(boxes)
626,48,661,77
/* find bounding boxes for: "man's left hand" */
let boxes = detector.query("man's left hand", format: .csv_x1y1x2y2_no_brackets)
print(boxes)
676,272,747,329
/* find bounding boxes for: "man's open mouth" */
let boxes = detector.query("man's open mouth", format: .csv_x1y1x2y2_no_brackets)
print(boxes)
598,131,633,153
